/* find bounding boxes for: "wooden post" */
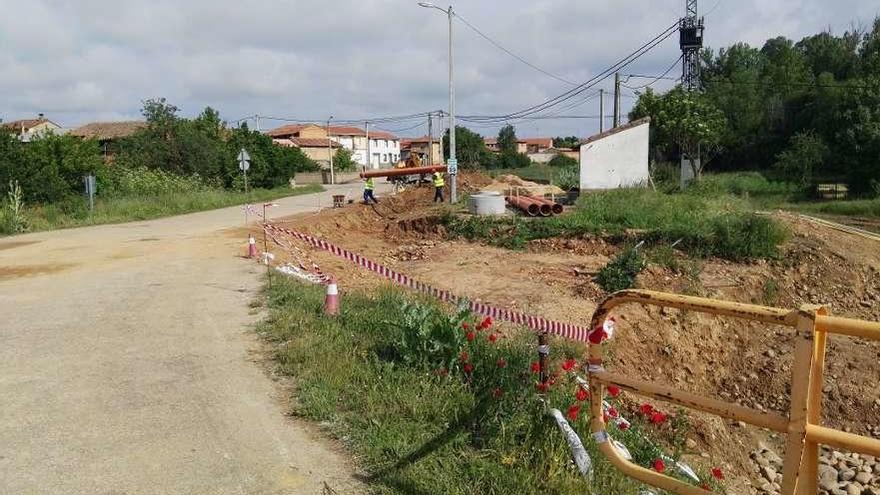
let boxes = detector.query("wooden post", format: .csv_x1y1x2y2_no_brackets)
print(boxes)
538,333,549,391
798,306,828,494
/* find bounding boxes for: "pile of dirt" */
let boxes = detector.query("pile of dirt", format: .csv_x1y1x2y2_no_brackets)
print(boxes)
481,174,565,197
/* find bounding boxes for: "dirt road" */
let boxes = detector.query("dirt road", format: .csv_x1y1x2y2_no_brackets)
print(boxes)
0,185,385,494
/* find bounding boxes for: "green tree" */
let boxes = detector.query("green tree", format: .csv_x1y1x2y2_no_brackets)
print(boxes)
552,136,580,148
547,154,578,168
654,87,727,181
773,131,829,185
442,126,491,169
332,147,356,172
226,124,318,189
497,124,518,154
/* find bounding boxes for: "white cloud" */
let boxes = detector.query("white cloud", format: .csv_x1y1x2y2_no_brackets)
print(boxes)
0,0,876,137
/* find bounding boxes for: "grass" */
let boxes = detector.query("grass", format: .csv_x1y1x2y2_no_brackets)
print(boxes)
445,187,789,261
787,198,880,218
259,277,714,494
1,184,323,235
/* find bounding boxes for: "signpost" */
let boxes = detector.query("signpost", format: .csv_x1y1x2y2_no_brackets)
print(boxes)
238,148,251,223
83,174,97,212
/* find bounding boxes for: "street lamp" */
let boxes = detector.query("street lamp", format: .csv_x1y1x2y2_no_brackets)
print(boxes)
418,2,457,203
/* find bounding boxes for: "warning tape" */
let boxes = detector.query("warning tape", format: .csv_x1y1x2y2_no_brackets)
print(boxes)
264,227,331,283
262,222,593,342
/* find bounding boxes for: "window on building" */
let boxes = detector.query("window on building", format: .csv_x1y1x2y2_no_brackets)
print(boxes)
381,154,387,162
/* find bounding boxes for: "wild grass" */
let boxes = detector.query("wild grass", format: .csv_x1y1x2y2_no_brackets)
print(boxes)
259,277,711,494
1,184,323,235
445,187,789,261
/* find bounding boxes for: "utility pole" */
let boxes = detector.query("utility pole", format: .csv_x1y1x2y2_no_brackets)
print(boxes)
255,114,261,132
427,112,433,166
447,4,457,203
613,73,621,128
599,89,605,133
327,116,335,185
680,0,704,92
364,121,371,169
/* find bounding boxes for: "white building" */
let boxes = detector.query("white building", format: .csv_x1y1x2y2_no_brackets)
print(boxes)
266,124,400,169
578,117,650,190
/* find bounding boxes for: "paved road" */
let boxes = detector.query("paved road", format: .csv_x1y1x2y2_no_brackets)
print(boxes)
0,184,385,495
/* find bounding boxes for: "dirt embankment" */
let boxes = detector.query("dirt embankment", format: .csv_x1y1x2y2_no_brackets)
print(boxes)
271,177,880,493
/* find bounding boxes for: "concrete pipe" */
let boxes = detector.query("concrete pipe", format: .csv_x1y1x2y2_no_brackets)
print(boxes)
505,196,540,217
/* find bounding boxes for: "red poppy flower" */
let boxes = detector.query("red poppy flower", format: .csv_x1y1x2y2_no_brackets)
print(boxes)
480,316,493,329
549,372,558,385
462,322,470,330
603,413,610,423
575,387,589,402
617,420,630,431
566,404,580,421
711,467,724,480
639,403,654,416
535,382,549,393
466,331,475,342
463,363,474,374
700,482,710,491
496,358,506,368
488,333,498,343
530,361,541,374
561,358,577,371
607,385,621,397
588,327,607,345
608,407,619,418
460,351,469,363
493,387,504,399
652,458,665,473
650,411,668,425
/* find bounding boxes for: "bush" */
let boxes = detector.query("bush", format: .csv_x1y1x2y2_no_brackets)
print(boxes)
547,154,578,168
491,151,532,170
773,132,829,186
1,180,27,234
105,166,219,197
596,246,646,292
555,166,579,191
332,148,356,172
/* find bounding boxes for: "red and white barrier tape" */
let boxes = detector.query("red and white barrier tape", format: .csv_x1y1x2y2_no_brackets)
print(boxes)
262,222,593,342
264,227,331,283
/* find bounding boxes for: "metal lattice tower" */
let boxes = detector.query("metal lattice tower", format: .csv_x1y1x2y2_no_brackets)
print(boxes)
679,0,704,91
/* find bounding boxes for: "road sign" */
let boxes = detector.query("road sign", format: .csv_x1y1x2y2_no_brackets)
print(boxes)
447,158,458,175
238,148,251,172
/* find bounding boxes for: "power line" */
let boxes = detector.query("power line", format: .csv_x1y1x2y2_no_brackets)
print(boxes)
453,11,577,86
460,21,679,123
621,55,684,90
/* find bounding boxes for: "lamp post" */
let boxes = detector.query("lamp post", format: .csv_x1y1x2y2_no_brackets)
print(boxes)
418,2,456,203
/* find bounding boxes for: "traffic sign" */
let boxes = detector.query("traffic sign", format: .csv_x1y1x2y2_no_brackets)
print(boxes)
238,148,251,172
447,158,458,175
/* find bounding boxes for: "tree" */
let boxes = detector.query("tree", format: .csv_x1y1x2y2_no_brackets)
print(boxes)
773,131,829,185
497,125,518,154
653,86,727,181
552,136,580,149
442,126,491,169
547,154,578,168
332,148,356,172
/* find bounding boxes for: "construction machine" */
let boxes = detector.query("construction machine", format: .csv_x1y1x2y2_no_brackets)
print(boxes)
389,153,431,187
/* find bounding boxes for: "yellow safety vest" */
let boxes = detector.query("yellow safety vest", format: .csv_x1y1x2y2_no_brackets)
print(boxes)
433,173,445,187
365,178,375,190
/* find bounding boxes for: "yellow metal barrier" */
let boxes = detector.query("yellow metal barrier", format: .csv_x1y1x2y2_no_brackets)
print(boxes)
586,289,880,495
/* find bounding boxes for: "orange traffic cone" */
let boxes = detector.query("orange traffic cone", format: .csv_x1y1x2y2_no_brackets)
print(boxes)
324,277,339,316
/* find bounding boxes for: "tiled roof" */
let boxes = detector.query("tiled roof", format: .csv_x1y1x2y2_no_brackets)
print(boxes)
69,121,146,140
267,123,398,141
1,118,60,134
289,137,344,148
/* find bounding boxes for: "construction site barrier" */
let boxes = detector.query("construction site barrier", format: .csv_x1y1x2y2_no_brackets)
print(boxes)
586,289,880,495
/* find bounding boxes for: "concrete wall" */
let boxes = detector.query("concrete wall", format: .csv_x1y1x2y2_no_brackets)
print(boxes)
299,126,327,139
295,171,362,185
579,121,650,190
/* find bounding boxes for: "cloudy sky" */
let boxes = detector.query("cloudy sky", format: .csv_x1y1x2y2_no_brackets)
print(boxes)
1,0,877,139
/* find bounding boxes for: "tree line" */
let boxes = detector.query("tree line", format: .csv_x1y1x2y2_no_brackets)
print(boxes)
631,17,880,193
0,98,318,204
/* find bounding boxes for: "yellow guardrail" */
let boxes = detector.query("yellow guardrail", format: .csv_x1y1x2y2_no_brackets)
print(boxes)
586,289,880,495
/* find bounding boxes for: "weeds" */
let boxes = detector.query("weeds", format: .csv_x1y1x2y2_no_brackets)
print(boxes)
1,180,27,234
596,246,646,292
761,279,780,306
260,278,721,494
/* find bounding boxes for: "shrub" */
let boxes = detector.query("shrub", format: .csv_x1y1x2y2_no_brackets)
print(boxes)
105,166,218,197
1,180,28,234
547,154,578,168
555,166,580,191
773,132,829,186
596,246,646,292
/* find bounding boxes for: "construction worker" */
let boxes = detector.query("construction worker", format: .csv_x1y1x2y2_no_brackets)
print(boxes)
363,176,379,204
432,170,445,203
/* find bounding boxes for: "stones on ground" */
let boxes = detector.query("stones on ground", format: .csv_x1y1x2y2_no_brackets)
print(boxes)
751,443,880,495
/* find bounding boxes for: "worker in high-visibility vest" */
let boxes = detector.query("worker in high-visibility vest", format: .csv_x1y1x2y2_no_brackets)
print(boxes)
363,176,379,204
432,171,446,203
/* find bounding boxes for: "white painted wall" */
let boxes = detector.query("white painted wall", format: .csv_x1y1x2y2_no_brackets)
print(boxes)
579,121,650,190
330,134,399,168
